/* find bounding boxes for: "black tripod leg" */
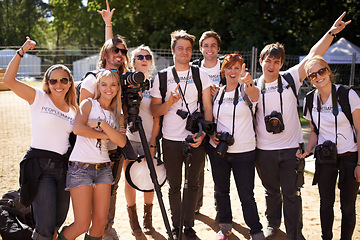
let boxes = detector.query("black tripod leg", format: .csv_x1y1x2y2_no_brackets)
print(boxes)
178,151,190,240
137,117,174,240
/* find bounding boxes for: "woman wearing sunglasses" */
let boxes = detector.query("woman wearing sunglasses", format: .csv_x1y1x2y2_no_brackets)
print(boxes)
3,37,78,240
207,54,265,240
58,69,126,240
297,56,360,240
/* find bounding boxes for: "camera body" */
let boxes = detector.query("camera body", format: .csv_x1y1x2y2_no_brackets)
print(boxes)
264,111,285,134
215,132,235,157
314,140,338,164
184,112,216,135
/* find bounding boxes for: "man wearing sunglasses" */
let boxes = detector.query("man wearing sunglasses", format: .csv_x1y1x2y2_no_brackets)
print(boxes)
254,12,351,240
151,30,213,240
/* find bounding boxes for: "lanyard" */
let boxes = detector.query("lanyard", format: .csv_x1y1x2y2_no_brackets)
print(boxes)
261,74,284,116
215,84,240,136
171,66,193,114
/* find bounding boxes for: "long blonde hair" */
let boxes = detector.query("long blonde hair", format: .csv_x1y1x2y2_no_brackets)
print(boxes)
42,64,78,111
93,70,122,129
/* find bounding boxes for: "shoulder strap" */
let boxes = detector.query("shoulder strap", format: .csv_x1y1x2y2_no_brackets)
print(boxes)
218,57,226,86
304,89,319,135
281,72,299,105
76,70,98,104
191,59,202,67
158,69,168,104
191,65,204,113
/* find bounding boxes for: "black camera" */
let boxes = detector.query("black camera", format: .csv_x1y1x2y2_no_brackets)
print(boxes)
264,111,285,134
120,71,145,87
314,140,338,164
185,112,216,135
176,109,189,119
215,132,235,157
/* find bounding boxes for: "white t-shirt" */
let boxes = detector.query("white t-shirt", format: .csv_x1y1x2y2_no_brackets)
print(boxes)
80,73,97,95
210,85,257,153
151,66,212,141
127,87,153,142
255,66,303,150
70,99,116,163
30,89,76,155
303,85,360,154
200,59,221,86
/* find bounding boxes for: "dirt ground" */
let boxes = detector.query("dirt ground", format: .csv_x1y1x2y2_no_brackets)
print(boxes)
0,89,359,240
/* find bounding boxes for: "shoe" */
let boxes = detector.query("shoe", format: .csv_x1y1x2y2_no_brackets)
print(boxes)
169,227,180,240
250,231,266,240
263,227,278,240
102,228,122,240
127,205,142,236
143,204,154,234
184,227,197,240
216,229,232,240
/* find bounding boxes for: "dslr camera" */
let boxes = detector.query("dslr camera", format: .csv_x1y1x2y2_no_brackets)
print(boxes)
314,140,337,164
184,111,216,135
120,72,150,132
215,132,235,158
265,111,285,134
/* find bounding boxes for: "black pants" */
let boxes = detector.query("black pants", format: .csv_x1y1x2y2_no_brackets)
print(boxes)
317,152,359,240
162,138,205,228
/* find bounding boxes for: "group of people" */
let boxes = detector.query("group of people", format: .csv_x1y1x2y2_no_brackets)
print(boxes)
3,1,359,239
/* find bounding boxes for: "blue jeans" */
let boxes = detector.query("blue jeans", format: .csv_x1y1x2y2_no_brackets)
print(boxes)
208,146,263,235
32,160,70,240
256,148,304,240
317,152,359,240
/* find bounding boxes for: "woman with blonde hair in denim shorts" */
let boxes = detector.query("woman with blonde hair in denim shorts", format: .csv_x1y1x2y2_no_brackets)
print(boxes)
57,69,126,240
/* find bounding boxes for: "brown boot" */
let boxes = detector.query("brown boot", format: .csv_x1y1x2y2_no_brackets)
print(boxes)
127,204,142,236
143,204,154,235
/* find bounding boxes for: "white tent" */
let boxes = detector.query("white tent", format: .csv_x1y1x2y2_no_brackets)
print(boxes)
73,54,99,81
299,38,360,64
0,49,41,77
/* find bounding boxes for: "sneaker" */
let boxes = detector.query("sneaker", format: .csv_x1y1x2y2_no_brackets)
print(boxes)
250,231,266,240
216,229,232,240
263,227,278,240
169,227,180,240
184,227,197,240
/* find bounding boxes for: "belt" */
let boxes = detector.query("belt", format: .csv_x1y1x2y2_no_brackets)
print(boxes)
337,152,356,158
38,158,66,168
69,161,110,170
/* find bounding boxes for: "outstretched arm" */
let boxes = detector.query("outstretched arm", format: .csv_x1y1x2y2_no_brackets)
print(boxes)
3,37,37,104
298,12,351,82
97,0,114,41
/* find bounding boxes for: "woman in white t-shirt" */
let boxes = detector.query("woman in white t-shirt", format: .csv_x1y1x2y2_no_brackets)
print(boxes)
3,37,78,240
207,54,265,240
298,56,360,240
59,70,126,240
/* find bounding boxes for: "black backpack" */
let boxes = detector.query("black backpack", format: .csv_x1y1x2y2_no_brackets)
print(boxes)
303,85,360,142
0,190,34,240
76,70,99,105
191,56,226,86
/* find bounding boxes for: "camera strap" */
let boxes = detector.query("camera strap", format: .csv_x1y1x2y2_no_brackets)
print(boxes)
171,67,193,115
261,74,284,117
316,84,339,145
215,84,240,136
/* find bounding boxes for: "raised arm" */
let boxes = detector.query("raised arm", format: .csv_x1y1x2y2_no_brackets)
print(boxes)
97,0,114,41
3,37,37,104
240,63,259,102
298,12,351,81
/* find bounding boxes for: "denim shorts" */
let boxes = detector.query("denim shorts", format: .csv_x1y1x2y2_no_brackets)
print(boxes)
66,162,114,190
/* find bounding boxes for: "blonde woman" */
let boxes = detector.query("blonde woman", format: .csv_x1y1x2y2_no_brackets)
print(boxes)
3,37,78,240
58,70,126,240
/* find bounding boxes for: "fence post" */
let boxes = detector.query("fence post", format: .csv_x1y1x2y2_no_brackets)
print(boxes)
251,46,257,78
349,53,356,86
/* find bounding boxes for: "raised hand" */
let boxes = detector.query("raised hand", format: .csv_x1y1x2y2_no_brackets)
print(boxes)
238,63,254,88
168,83,181,106
97,0,115,25
21,37,36,54
330,12,351,35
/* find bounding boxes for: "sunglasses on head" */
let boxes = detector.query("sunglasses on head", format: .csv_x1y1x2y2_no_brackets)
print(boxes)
112,47,128,55
136,54,152,61
307,67,328,81
224,54,242,60
99,68,119,74
48,78,69,85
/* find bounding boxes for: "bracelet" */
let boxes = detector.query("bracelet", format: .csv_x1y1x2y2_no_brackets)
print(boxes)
328,31,336,38
97,119,103,128
106,25,112,27
149,145,156,148
167,100,173,106
16,50,23,58
357,162,360,166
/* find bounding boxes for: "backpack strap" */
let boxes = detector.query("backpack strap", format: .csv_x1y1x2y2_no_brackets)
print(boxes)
303,89,319,136
190,65,204,113
281,72,299,105
158,69,168,104
218,56,226,86
239,84,256,130
76,70,98,105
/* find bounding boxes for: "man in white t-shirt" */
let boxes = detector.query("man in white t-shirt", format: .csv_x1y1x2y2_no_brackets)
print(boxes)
151,30,212,240
255,13,351,240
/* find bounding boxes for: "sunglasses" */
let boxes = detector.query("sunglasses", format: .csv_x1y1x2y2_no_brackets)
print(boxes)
224,54,243,60
99,68,119,74
112,47,128,55
307,67,328,81
136,54,152,61
48,78,69,85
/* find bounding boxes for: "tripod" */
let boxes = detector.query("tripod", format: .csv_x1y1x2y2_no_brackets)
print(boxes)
131,114,174,240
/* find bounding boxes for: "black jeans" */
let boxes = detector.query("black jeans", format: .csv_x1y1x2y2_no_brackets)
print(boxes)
317,152,359,240
208,146,263,235
162,138,205,228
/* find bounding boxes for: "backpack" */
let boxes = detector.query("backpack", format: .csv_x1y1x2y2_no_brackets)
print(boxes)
0,190,34,240
303,85,360,142
191,56,226,86
76,70,99,105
